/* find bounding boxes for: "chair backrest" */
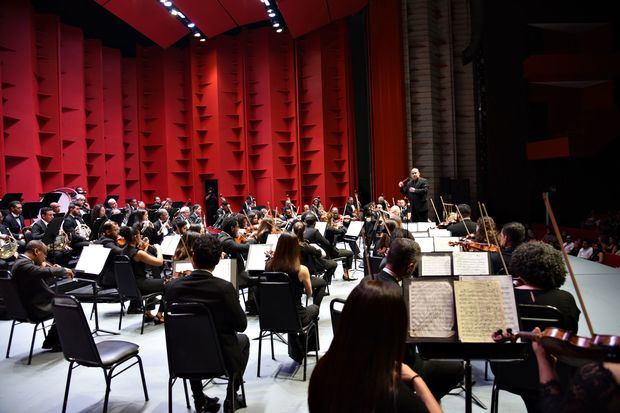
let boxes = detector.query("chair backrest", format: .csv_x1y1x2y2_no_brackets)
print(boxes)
113,255,142,300
164,302,228,378
257,272,302,332
369,256,383,276
52,295,102,365
0,276,30,321
517,303,564,332
330,298,346,334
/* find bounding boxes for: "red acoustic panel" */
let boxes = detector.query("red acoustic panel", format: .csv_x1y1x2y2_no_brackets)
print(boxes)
121,58,141,198
219,0,267,26
96,0,188,49
174,0,236,38
278,0,330,37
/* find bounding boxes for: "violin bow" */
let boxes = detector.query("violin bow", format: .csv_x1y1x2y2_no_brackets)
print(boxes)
478,202,509,275
439,196,449,222
429,197,441,224
542,193,595,336
478,202,492,246
454,203,472,237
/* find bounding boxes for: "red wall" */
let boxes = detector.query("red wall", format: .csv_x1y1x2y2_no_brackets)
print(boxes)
0,1,357,211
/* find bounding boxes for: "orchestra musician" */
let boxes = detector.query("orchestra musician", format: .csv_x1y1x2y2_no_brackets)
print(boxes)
327,207,361,258
304,215,356,281
49,202,61,215
398,168,429,222
0,211,19,269
343,196,357,218
189,204,203,227
242,194,256,214
105,197,122,217
3,201,28,243
376,195,388,212
62,203,90,254
92,221,125,288
175,206,192,229
30,207,54,241
152,209,172,245
490,221,526,275
446,204,477,237
89,204,107,240
310,197,322,217
74,194,90,216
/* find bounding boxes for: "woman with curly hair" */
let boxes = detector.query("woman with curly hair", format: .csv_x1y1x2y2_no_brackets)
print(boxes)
492,241,581,413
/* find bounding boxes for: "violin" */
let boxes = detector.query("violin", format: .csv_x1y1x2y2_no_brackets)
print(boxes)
117,235,126,247
493,327,620,366
448,239,501,253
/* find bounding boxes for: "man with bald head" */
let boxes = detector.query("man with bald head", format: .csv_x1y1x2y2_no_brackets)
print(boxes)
399,168,429,222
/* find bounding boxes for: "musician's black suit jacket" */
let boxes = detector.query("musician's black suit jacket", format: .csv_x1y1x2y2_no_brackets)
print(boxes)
446,218,477,238
400,178,429,219
92,236,124,287
3,213,25,235
30,220,47,241
165,269,248,373
11,255,67,319
343,204,356,217
63,214,88,245
303,227,338,258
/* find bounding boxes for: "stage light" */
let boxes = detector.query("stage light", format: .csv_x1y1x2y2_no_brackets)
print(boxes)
194,32,201,37
200,38,206,42
276,28,283,33
268,12,275,17
171,9,178,15
187,23,195,28
164,1,172,6
178,12,185,18
273,22,280,28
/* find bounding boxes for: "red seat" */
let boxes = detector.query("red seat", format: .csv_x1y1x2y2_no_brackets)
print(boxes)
602,253,620,268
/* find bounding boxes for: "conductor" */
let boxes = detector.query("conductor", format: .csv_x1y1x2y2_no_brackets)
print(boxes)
399,168,429,222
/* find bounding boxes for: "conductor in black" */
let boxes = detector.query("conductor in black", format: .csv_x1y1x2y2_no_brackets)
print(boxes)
399,168,429,222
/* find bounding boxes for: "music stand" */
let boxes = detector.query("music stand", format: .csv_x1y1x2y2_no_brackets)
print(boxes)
22,202,44,223
171,201,184,209
0,193,23,210
109,213,125,226
344,220,364,269
39,192,62,207
42,216,65,245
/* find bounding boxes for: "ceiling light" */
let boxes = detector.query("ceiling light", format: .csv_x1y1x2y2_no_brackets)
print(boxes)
200,38,206,42
263,0,270,6
194,32,201,37
164,1,172,6
171,9,178,15
268,12,275,17
276,28,283,33
178,12,185,18
273,22,280,28
187,23,195,28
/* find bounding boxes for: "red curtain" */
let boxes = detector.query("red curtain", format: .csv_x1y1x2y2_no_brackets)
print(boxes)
367,0,408,201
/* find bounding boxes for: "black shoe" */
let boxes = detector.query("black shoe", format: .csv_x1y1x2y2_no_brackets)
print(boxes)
194,395,220,413
42,338,60,350
223,393,246,413
127,307,142,314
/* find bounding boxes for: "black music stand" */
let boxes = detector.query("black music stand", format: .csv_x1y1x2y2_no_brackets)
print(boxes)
41,216,65,245
109,213,125,226
171,201,184,209
22,202,44,223
0,193,23,210
343,220,364,270
40,192,62,207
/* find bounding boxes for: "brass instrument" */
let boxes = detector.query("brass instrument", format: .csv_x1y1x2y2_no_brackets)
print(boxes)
0,230,18,260
75,223,92,239
49,228,71,252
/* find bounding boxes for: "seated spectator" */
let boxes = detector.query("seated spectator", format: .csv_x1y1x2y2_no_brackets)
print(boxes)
563,235,575,255
165,235,249,413
590,242,605,263
577,240,594,259
308,280,442,413
265,232,322,364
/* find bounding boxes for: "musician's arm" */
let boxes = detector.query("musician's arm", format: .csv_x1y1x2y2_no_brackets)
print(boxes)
416,179,429,195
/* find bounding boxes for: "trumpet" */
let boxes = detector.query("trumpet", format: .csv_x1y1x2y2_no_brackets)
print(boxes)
0,230,18,260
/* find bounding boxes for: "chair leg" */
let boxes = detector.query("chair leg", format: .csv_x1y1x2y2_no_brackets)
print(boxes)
140,300,146,335
27,322,39,365
240,374,247,406
303,330,309,381
90,304,95,321
41,321,47,338
6,320,16,358
230,373,236,412
490,380,499,413
270,332,275,360
484,360,489,381
314,325,319,363
62,362,74,413
182,378,190,408
118,300,124,330
257,330,262,377
168,377,174,413
103,369,112,413
137,355,149,401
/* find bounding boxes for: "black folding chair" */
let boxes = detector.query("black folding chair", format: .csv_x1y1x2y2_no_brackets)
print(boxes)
0,275,53,365
490,304,564,413
165,302,247,413
329,298,346,334
52,295,148,413
256,272,319,381
114,255,160,334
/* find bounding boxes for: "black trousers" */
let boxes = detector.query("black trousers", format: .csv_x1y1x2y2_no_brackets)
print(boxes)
135,278,165,313
310,276,327,306
320,258,337,284
405,345,464,401
336,249,354,270
288,304,319,361
190,334,250,399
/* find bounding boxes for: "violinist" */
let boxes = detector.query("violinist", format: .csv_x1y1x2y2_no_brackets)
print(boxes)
152,209,172,245
343,196,357,218
174,206,192,229
397,199,409,222
188,204,203,227
491,241,580,413
304,215,356,281
310,197,322,217
472,215,500,243
446,204,477,237
171,231,201,278
376,195,388,212
92,221,124,288
134,209,156,242
490,221,526,275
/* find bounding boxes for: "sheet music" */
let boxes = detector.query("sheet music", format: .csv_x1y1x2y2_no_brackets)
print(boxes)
246,244,273,271
453,251,490,275
309,243,327,257
345,220,364,237
420,254,453,276
412,232,430,238
316,222,327,236
404,223,418,232
416,222,435,232
161,234,181,256
266,233,281,247
173,260,193,273
434,237,461,253
212,258,237,288
409,281,456,338
74,244,111,275
415,237,434,253
428,228,451,237
461,275,519,333
453,280,505,342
